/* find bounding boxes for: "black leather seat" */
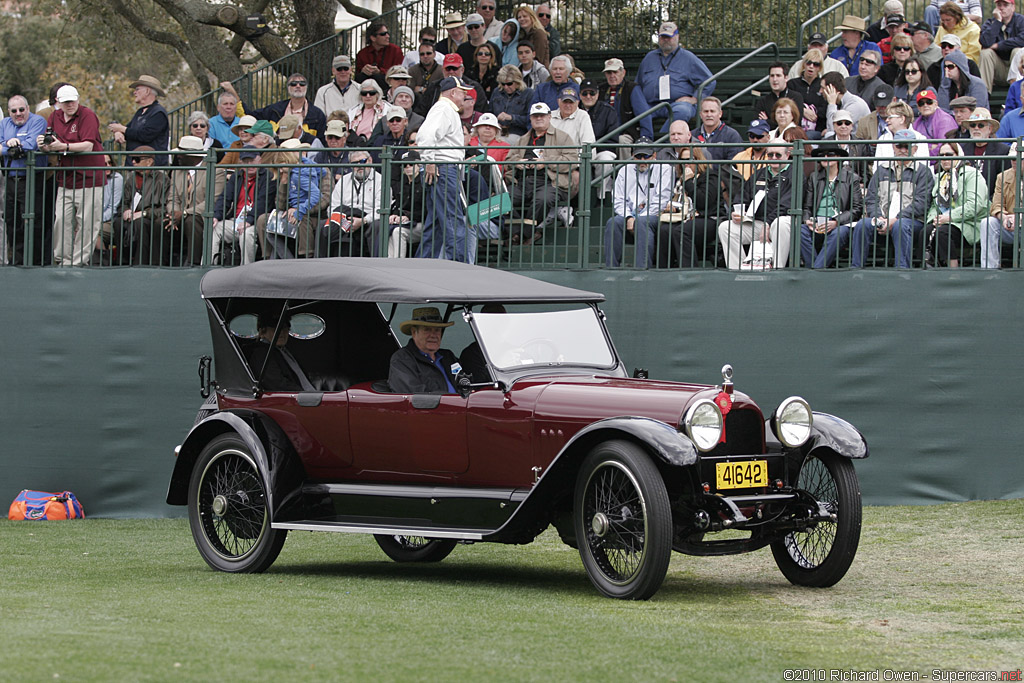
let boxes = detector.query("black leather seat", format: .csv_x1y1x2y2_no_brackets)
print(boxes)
310,374,351,392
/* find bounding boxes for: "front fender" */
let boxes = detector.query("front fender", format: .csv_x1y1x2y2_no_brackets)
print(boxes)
166,410,307,520
775,411,867,459
558,416,698,467
485,417,696,543
807,412,868,458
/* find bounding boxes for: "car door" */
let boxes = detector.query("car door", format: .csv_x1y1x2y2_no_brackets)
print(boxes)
347,386,469,479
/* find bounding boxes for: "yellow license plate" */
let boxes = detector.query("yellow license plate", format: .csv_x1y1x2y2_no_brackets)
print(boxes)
715,460,768,490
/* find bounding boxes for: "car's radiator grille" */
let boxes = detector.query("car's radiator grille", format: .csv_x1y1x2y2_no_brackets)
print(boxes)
708,408,764,456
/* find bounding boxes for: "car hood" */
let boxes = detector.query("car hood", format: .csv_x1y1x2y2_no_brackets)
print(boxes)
517,374,761,427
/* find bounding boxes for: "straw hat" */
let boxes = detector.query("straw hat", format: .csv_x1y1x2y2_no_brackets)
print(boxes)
129,75,166,97
835,15,868,33
400,307,454,335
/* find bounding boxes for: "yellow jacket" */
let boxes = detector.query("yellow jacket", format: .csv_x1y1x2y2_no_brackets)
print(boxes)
935,20,981,63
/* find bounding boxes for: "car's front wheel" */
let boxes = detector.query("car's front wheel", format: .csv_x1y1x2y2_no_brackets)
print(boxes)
187,434,286,573
771,451,862,587
574,440,672,600
373,535,457,562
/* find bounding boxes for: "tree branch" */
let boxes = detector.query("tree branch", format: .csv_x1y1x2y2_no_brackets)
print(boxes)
337,0,377,21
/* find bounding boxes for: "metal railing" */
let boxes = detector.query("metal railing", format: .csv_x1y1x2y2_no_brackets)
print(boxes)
4,139,1022,271
798,0,870,54
554,0,868,53
696,43,780,108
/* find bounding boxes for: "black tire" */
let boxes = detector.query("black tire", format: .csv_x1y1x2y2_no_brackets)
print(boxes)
771,451,862,587
187,434,286,573
373,535,457,562
573,440,672,600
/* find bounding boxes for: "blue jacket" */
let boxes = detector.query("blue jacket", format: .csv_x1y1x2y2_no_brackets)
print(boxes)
242,98,328,145
1005,79,1022,111
635,47,716,105
694,122,744,161
491,86,534,136
488,19,520,67
532,80,567,110
0,113,48,173
209,114,239,148
980,12,1024,59
583,100,620,142
288,157,323,221
829,41,881,74
997,106,1024,138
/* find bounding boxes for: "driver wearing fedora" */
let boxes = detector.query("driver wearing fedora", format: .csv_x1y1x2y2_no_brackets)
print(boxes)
108,74,169,166
389,307,461,394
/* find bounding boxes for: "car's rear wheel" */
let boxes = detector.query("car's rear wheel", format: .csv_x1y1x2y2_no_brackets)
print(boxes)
574,440,672,600
771,451,861,587
188,434,286,573
373,535,457,562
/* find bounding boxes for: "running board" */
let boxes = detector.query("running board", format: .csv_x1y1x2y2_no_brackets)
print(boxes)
272,520,491,540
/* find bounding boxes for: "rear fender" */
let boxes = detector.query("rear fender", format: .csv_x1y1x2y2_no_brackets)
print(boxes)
166,410,307,520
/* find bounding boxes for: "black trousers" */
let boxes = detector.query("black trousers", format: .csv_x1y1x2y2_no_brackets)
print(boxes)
657,217,719,268
4,173,49,266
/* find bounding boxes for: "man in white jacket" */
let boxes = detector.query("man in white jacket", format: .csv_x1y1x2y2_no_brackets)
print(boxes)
415,76,475,262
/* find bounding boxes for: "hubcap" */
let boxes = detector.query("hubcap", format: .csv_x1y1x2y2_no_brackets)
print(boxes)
212,494,228,516
591,511,609,537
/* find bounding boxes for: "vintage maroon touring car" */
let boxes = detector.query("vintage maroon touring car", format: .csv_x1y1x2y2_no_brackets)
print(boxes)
167,258,868,599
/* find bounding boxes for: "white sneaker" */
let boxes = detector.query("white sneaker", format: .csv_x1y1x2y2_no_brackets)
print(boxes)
740,257,774,271
557,206,574,227
740,241,774,270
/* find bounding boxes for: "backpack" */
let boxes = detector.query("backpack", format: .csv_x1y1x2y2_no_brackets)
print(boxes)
8,490,85,521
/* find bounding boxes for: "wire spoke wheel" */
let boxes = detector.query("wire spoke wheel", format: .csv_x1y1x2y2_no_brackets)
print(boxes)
574,441,671,600
585,465,648,580
374,534,457,562
188,435,286,573
771,451,861,587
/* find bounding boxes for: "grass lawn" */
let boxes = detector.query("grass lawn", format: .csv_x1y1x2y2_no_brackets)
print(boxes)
1,500,1022,682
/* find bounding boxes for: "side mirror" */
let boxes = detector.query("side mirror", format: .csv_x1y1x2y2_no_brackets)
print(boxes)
633,367,649,379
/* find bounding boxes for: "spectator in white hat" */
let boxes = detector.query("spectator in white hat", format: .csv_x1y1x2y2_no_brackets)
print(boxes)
502,101,579,245
37,84,106,266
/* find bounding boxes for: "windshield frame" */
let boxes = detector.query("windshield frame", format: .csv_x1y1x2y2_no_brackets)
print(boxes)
465,304,623,380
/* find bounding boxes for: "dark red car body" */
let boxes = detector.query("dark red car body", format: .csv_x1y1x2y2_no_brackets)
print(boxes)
167,258,867,599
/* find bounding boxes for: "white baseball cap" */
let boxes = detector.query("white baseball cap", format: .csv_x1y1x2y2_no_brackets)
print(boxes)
474,113,501,130
529,102,551,115
55,85,80,102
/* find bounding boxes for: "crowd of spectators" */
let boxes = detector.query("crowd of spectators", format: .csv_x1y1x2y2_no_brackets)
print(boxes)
3,0,1024,269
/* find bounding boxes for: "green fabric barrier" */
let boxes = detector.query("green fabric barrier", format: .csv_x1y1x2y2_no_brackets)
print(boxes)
1,267,1021,516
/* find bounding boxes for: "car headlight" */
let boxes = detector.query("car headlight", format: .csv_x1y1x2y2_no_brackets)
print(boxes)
774,396,812,448
683,399,723,452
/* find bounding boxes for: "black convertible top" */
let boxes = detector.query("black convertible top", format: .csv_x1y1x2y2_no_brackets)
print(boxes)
200,258,605,304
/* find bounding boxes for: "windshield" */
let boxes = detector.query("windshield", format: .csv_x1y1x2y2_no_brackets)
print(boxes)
473,307,616,371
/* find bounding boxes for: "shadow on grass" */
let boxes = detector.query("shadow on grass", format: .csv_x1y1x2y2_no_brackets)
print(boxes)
258,557,758,602
270,558,591,594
